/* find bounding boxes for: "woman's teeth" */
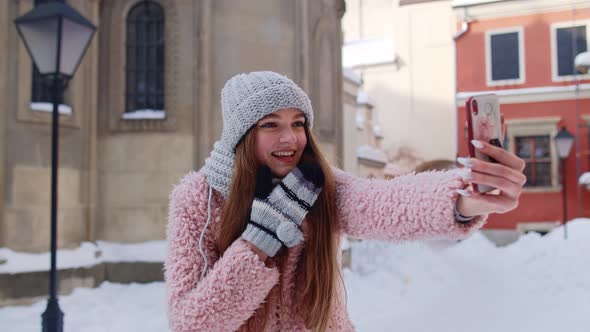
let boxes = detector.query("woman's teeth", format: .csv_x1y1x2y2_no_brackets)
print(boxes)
272,151,295,157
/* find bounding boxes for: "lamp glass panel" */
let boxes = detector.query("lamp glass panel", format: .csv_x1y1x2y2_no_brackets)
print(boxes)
18,18,58,74
555,138,574,158
60,18,94,76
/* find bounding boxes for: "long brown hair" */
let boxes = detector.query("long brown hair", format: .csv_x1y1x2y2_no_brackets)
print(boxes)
215,125,340,331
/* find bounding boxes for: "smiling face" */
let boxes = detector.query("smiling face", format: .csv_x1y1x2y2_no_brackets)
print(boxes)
253,108,308,178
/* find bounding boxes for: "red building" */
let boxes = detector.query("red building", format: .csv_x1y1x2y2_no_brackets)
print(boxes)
454,0,590,241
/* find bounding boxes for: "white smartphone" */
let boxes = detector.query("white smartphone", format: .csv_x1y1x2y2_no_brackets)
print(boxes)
465,94,503,193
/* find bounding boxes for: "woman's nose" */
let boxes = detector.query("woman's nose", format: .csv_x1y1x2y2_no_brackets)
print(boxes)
279,128,297,144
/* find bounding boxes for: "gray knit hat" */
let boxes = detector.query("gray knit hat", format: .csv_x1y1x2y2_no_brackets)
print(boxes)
203,71,314,198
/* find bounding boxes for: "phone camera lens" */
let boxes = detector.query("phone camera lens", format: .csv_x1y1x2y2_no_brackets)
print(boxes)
472,100,478,115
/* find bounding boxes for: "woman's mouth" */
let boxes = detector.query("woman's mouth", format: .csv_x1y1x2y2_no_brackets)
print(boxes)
271,151,296,163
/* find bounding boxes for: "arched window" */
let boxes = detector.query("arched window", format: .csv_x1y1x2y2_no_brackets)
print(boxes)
125,1,165,115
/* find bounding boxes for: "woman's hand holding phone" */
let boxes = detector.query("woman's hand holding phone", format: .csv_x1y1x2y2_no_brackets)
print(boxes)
456,94,526,218
455,116,527,217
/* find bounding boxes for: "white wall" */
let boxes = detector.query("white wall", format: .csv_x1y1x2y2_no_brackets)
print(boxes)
342,0,458,166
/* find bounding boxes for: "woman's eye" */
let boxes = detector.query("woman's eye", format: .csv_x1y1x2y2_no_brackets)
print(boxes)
259,122,276,128
293,121,306,127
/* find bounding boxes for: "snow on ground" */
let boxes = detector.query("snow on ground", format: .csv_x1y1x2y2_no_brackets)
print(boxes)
1,219,589,332
346,218,590,331
0,241,166,274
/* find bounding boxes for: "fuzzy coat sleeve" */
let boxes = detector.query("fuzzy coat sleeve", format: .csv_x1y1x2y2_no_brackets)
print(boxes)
333,168,488,241
164,171,280,332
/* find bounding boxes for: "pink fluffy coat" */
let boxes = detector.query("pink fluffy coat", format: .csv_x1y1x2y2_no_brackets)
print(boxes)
165,168,487,331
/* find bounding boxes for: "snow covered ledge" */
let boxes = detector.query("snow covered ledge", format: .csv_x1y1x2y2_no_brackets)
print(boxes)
122,109,166,120
578,172,590,190
0,241,167,306
30,102,72,116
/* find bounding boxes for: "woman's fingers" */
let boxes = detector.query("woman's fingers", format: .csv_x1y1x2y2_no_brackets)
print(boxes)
468,170,522,199
458,157,526,186
471,139,526,172
464,191,518,214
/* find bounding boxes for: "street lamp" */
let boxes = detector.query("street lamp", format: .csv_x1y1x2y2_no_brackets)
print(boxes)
14,2,96,332
554,126,575,240
574,51,590,74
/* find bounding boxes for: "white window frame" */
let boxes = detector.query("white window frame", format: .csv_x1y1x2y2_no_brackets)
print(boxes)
505,117,561,192
550,20,590,82
485,27,526,87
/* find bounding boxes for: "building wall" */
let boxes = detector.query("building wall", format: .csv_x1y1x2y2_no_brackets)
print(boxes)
455,1,590,231
342,72,362,174
0,0,9,249
342,0,458,168
96,0,197,243
456,7,590,91
1,0,345,252
1,0,98,251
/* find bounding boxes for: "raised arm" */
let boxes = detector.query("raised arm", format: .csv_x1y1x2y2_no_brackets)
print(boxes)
333,168,487,242
164,172,279,332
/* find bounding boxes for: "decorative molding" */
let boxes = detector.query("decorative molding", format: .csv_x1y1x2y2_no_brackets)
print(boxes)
516,221,560,234
456,83,590,104
549,20,590,83
295,0,309,90
484,26,525,87
194,0,212,167
0,0,9,243
104,0,179,132
504,116,561,127
454,0,590,21
335,0,346,18
308,0,344,166
505,116,561,189
312,15,338,141
401,0,448,6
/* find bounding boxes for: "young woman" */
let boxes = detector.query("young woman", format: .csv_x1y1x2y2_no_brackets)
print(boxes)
165,71,526,332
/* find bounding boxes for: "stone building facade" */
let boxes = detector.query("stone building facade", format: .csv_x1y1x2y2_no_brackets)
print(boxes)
0,0,346,252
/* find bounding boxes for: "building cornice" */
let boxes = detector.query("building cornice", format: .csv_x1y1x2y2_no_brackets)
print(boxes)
454,0,590,21
456,84,590,104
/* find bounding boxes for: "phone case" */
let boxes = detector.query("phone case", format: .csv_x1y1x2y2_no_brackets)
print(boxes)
465,94,502,193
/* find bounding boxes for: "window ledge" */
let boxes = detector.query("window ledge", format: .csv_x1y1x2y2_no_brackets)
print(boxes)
486,78,525,87
29,102,72,116
523,186,562,193
122,109,166,120
552,73,590,83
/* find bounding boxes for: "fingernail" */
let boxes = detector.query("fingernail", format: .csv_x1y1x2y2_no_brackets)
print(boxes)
457,189,472,197
471,140,484,149
457,157,473,168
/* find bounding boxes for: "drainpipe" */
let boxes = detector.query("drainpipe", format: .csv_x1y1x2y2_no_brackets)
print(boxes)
453,9,473,159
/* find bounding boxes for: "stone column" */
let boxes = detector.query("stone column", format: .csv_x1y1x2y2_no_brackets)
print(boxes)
0,0,9,247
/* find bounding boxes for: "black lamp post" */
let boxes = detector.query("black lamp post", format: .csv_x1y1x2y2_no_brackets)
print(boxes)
14,2,96,332
554,126,575,240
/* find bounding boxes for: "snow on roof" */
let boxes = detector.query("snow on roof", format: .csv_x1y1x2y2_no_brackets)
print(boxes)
357,144,388,164
579,172,590,188
384,162,406,177
357,91,375,106
343,38,396,68
343,68,363,85
373,125,384,138
356,112,365,129
452,0,508,8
